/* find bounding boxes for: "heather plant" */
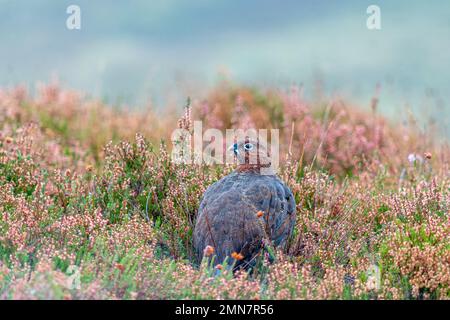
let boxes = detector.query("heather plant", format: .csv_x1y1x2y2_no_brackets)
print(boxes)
0,82,448,300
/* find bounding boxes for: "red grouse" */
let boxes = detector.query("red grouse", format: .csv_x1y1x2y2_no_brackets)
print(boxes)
193,138,296,270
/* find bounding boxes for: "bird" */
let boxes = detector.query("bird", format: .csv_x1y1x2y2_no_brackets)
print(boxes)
193,137,296,270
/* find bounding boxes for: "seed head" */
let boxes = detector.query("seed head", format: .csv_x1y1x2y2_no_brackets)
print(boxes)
203,245,214,257
231,252,244,260
115,263,125,272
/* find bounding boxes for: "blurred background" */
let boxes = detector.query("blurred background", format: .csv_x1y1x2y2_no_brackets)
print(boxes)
0,0,449,137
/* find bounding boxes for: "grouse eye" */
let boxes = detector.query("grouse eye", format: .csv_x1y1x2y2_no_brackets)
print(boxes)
243,143,253,151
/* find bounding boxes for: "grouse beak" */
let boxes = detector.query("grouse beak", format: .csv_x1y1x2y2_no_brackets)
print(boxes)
228,143,239,156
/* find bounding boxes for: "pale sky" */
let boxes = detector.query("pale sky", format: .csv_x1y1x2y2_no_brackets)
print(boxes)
0,0,449,136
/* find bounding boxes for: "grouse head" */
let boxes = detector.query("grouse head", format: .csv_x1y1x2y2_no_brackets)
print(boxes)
231,137,272,174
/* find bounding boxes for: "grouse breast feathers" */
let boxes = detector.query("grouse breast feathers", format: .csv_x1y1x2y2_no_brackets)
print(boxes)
193,170,296,269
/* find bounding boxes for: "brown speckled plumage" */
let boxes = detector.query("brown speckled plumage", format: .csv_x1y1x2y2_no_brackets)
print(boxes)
193,139,296,269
